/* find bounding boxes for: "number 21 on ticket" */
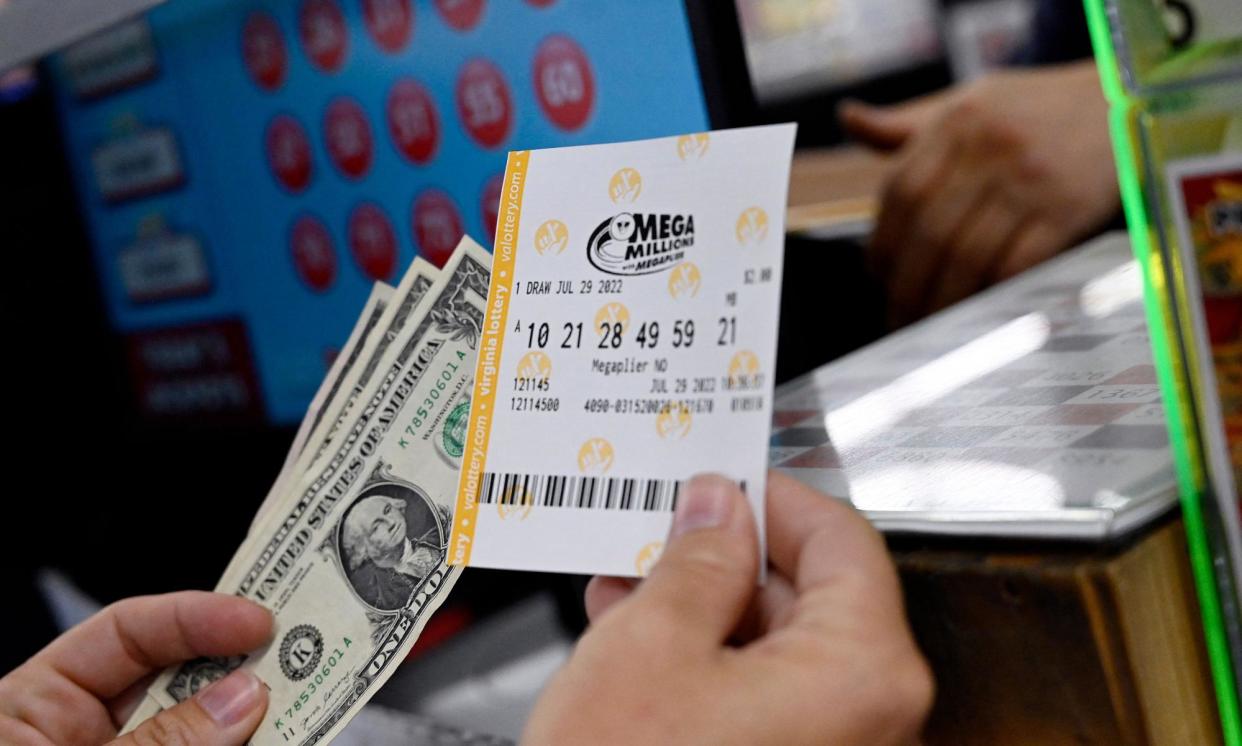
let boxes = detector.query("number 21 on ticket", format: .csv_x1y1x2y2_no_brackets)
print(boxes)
450,124,797,577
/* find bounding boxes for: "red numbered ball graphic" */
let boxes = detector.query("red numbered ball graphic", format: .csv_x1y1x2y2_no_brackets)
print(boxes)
525,0,555,6
386,79,439,165
534,35,594,131
324,97,373,179
480,174,502,240
455,58,512,148
348,203,398,281
265,115,313,193
434,0,485,31
289,214,337,291
241,12,287,91
412,189,463,268
362,0,412,53
298,0,348,72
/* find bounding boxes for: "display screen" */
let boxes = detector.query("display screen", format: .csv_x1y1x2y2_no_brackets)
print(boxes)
735,0,942,103
51,0,710,423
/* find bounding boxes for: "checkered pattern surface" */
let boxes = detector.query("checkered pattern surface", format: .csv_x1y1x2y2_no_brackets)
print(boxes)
770,234,1177,538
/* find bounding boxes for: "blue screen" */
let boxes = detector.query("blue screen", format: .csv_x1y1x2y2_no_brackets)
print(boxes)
53,0,709,423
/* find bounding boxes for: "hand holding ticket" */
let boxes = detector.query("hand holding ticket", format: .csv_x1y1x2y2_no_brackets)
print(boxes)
451,124,797,576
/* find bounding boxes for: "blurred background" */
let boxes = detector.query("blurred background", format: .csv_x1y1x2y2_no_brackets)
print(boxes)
0,0,1081,736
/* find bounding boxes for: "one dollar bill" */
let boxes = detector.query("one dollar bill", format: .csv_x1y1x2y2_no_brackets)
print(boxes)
251,259,439,536
138,239,490,745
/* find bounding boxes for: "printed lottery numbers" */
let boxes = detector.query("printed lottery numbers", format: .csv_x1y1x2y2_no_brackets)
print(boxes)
512,318,696,351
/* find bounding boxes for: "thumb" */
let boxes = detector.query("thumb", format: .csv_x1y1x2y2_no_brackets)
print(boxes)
110,670,267,746
839,97,937,151
614,474,759,650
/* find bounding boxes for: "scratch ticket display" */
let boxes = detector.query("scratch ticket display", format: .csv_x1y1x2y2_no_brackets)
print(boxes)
450,125,796,577
1167,155,1242,510
1086,0,1242,722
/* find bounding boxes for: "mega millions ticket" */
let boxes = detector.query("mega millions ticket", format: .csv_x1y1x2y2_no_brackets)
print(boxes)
448,124,796,576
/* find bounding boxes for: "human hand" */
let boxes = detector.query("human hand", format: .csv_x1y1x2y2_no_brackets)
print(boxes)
523,472,932,745
0,591,272,745
840,61,1119,325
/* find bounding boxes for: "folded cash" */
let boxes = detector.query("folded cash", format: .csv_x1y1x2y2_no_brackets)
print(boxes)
123,238,491,745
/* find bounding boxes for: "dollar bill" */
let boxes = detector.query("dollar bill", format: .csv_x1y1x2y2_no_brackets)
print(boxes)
286,283,393,469
250,259,438,536
234,259,439,598
261,283,394,532
145,239,491,745
308,258,441,466
119,695,163,734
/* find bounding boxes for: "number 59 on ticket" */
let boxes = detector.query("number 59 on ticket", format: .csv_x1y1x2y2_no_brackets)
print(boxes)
449,124,796,577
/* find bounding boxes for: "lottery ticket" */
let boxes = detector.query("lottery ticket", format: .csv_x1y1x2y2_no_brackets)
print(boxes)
449,124,796,577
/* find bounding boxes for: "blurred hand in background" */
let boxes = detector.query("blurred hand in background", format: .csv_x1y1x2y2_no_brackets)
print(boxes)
840,60,1119,326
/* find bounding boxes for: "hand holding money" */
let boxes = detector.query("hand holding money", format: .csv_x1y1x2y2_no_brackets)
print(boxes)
523,472,933,745
0,592,272,746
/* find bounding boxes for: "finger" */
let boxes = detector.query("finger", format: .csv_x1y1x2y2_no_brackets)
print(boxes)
924,198,1025,313
36,592,272,702
731,571,797,643
606,474,759,651
868,127,957,280
884,159,992,323
110,669,267,746
764,471,905,624
838,95,945,151
584,576,637,623
111,673,158,728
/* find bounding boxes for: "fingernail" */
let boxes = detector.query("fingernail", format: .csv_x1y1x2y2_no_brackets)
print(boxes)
197,669,262,726
670,477,734,539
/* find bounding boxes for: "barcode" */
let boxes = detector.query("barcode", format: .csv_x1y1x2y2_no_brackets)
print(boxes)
477,472,682,512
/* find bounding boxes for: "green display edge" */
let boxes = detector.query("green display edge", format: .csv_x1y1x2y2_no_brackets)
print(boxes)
1085,2,1242,740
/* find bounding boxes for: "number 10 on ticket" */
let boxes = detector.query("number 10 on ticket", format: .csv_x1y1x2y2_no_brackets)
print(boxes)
450,124,797,577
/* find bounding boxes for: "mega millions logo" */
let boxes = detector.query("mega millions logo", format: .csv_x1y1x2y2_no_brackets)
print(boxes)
587,212,696,276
